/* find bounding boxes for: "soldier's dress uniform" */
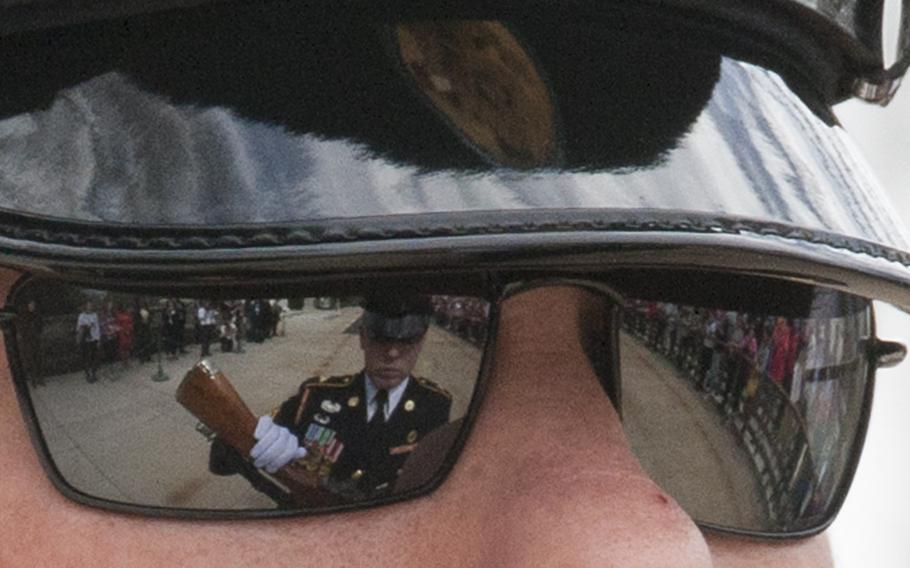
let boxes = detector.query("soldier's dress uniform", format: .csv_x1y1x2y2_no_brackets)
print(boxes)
276,372,452,497
209,370,451,503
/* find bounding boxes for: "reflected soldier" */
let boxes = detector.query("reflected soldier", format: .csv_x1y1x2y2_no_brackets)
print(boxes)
211,294,452,501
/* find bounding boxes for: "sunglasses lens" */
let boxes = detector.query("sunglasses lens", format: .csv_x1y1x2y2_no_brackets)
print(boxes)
620,279,873,533
9,280,488,513
6,272,879,531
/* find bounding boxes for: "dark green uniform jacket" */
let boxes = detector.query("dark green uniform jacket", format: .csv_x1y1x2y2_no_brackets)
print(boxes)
210,371,451,503
274,372,451,495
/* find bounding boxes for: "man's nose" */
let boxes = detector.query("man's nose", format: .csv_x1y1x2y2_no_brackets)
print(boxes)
436,285,714,567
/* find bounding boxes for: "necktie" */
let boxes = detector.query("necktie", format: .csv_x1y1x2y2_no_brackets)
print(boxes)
370,389,388,425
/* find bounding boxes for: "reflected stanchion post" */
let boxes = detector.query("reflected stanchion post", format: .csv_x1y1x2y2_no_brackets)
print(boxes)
235,304,245,354
151,306,170,382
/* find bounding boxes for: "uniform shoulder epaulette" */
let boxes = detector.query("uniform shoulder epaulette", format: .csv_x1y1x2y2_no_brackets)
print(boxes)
414,376,452,399
301,374,355,390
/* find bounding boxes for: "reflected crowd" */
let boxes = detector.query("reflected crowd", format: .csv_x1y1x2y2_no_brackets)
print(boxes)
18,296,296,385
15,293,489,386
10,285,488,511
430,295,489,346
623,299,870,529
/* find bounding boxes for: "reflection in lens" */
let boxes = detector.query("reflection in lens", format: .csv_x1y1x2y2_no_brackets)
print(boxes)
11,283,487,511
621,290,872,532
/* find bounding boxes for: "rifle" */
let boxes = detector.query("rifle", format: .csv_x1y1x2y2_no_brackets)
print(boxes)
176,360,340,508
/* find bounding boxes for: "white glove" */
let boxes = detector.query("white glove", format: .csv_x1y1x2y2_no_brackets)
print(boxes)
249,416,308,473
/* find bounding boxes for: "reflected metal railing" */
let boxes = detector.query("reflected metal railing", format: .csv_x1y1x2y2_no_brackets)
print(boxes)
622,306,827,528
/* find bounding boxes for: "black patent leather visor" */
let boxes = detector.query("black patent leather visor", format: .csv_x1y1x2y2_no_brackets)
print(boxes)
0,3,907,258
1,266,896,539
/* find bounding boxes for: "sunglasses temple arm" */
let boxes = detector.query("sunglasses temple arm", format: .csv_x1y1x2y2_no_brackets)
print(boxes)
869,338,907,369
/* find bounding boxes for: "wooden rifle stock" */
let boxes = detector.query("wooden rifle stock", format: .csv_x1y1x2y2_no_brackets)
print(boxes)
176,360,339,507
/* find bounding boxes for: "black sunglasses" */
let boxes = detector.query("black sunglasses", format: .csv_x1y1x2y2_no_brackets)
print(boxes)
2,238,906,540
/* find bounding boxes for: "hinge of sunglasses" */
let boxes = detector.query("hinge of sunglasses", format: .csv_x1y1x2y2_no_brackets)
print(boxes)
870,338,908,369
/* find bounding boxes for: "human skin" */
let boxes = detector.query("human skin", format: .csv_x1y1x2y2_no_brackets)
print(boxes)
0,271,832,566
360,328,425,390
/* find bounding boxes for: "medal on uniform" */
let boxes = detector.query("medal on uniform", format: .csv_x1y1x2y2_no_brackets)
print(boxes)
302,423,343,477
321,399,342,414
314,413,331,425
324,438,345,463
304,423,336,449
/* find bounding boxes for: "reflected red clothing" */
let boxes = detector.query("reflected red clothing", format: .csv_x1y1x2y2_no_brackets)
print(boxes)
115,310,134,360
768,320,791,383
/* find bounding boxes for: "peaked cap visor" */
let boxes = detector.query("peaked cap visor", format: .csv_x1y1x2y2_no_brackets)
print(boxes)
0,7,908,303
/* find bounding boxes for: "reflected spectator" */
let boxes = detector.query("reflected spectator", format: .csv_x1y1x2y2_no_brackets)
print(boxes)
785,320,804,384
16,300,44,387
272,300,285,337
163,300,183,359
768,317,792,384
246,299,267,343
173,300,188,354
445,297,466,334
233,301,246,353
133,301,152,363
198,301,218,357
727,323,758,414
697,310,719,391
99,300,118,363
219,305,238,352
464,298,488,343
76,301,101,383
114,304,134,366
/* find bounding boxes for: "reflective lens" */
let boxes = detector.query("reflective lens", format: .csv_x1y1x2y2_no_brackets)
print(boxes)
621,284,873,534
8,280,487,512
6,272,878,535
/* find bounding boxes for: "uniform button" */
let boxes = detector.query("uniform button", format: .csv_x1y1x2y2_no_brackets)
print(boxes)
351,469,364,480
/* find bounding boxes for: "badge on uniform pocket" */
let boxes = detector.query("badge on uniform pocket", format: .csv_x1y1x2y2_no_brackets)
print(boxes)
321,399,342,414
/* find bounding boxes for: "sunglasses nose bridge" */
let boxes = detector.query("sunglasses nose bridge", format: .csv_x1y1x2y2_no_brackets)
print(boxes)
485,287,640,458
493,280,623,403
453,286,712,565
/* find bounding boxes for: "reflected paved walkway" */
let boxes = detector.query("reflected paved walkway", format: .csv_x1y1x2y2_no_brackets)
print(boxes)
621,333,765,528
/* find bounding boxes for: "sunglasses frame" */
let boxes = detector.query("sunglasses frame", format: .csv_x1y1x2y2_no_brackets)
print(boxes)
0,223,897,539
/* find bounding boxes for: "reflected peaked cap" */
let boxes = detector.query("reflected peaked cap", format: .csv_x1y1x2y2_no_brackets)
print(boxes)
361,295,432,342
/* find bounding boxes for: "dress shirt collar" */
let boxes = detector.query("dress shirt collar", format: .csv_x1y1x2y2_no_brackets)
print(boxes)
364,373,410,422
